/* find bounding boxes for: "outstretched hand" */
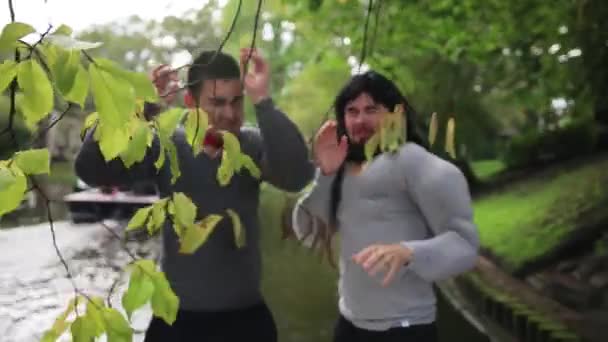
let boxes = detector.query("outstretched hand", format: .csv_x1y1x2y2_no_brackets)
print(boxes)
149,64,179,105
314,120,348,175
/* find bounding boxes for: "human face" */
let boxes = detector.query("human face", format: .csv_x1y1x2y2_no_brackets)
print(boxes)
198,79,244,133
343,92,388,144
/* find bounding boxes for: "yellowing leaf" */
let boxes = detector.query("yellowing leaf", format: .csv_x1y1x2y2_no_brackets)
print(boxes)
156,108,184,138
17,59,54,125
40,296,79,342
179,214,223,254
150,271,179,325
149,200,167,234
240,154,261,179
428,112,438,147
227,209,246,248
122,265,155,320
165,139,181,184
0,165,27,218
445,117,456,159
14,148,50,175
0,22,35,52
126,206,152,231
184,109,208,155
102,308,133,342
0,60,17,94
216,150,234,186
71,316,98,342
173,193,197,229
89,63,134,130
364,131,380,161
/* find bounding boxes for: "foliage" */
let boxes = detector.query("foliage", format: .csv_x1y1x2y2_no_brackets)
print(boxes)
0,15,259,340
503,117,598,169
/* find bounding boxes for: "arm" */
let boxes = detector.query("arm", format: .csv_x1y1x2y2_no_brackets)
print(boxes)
291,168,334,247
401,144,479,282
74,124,160,188
254,98,315,192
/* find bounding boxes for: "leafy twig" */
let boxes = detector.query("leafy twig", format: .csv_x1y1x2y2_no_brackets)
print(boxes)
357,0,374,73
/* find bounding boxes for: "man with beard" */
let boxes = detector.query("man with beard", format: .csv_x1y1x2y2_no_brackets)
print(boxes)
292,70,479,342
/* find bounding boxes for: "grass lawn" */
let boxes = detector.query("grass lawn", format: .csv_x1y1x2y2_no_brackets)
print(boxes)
473,155,608,272
472,159,506,181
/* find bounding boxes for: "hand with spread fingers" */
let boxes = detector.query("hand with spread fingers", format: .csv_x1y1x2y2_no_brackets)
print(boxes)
314,120,348,176
352,243,413,287
149,64,180,105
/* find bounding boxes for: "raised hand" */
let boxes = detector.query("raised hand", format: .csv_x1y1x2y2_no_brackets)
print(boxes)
149,64,179,105
240,48,270,104
314,120,348,175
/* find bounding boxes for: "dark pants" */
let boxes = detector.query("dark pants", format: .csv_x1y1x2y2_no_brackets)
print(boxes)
333,315,438,342
143,302,277,342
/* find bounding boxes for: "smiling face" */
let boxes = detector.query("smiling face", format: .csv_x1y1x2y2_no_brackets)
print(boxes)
343,92,388,144
197,78,244,134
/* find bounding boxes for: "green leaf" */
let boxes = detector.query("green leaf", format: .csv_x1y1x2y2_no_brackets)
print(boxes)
53,24,73,36
222,131,241,168
0,22,35,52
89,63,134,129
102,308,133,342
0,165,27,218
0,167,16,192
64,64,89,108
40,296,79,342
239,154,261,179
0,60,17,94
133,259,157,274
154,143,166,170
150,201,167,234
84,297,106,338
227,209,246,248
17,59,54,125
71,316,97,342
179,214,223,254
47,34,103,50
173,193,197,229
122,265,155,320
96,58,158,102
216,150,234,186
96,122,130,161
51,49,80,98
166,139,181,184
126,206,152,231
120,120,151,168
184,109,208,155
81,112,98,140
14,148,50,175
156,108,184,138
150,271,179,325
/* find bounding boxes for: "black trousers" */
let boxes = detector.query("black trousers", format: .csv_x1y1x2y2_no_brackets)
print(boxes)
333,315,438,342
143,302,277,342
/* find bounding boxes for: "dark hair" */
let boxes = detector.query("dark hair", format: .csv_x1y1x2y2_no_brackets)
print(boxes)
186,50,241,99
329,70,428,227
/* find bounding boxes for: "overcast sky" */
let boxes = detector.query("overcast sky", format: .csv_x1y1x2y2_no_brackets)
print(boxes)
2,0,222,33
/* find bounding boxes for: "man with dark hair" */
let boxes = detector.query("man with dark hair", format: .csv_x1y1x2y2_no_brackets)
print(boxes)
292,70,479,342
75,48,315,341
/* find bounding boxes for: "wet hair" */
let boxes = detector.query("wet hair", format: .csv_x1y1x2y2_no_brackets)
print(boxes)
329,70,427,227
186,50,241,99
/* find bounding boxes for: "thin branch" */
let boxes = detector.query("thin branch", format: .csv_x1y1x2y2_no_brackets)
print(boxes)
32,103,73,146
357,0,374,73
26,24,53,59
241,0,264,88
9,0,15,21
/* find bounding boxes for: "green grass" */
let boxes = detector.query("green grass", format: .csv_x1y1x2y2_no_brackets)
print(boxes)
473,156,608,272
472,159,506,181
258,186,339,342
